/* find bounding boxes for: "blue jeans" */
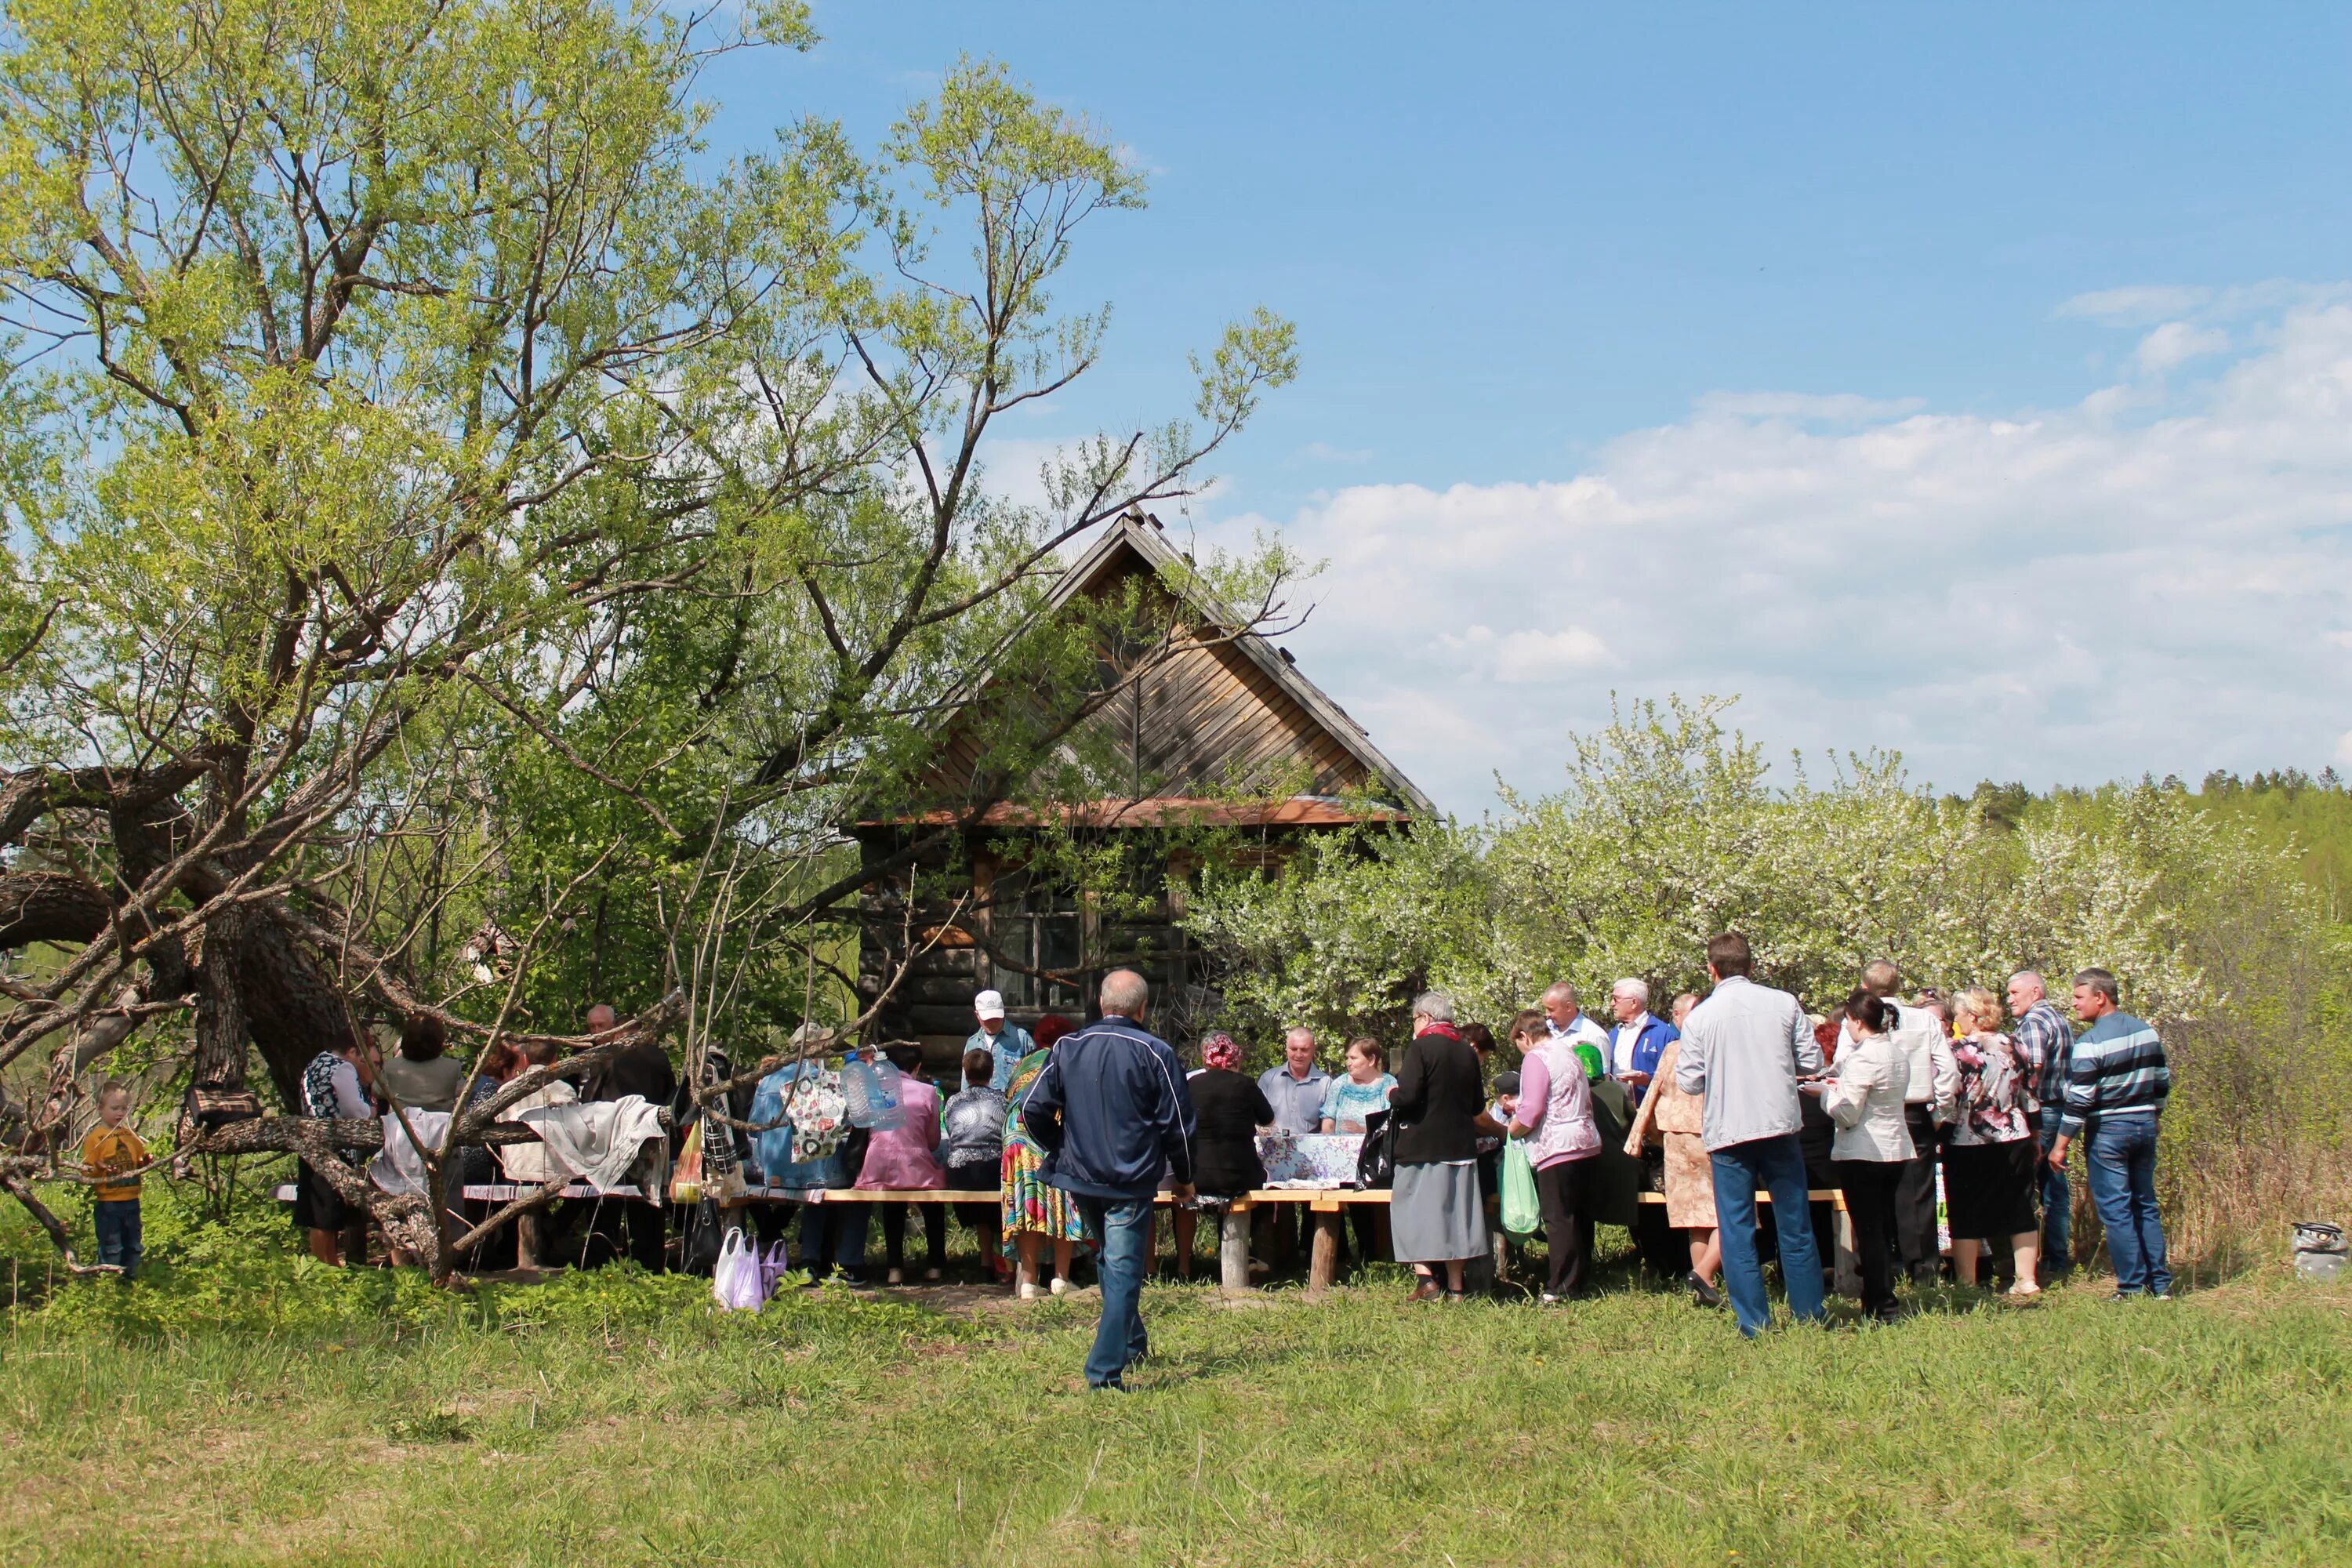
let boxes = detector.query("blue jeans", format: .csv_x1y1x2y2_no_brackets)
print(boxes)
1075,1195,1152,1388
1710,1134,1826,1338
2038,1107,2071,1272
94,1200,142,1280
2085,1116,2170,1296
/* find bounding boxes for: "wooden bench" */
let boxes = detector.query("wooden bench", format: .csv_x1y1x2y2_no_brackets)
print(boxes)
279,1180,1864,1297
748,1186,1862,1298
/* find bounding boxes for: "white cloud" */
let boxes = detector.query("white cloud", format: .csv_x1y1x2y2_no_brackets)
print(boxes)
1494,626,1618,682
2059,285,2213,323
1198,298,2352,814
2135,321,2230,373
1694,391,1926,423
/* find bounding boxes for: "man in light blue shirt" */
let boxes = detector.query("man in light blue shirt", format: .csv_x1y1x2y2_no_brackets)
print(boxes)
1254,1026,1329,1265
1256,1026,1330,1135
967,990,1034,1093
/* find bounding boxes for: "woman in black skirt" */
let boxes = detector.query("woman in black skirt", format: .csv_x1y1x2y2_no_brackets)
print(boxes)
1942,987,2042,1296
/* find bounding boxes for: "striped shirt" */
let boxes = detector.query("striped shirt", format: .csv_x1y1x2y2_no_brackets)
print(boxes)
2059,1010,2169,1137
2011,1000,2072,1112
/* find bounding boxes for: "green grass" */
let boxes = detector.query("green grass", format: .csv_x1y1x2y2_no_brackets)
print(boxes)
3,1245,2349,1566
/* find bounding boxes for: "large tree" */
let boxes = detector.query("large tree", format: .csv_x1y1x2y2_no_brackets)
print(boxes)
0,0,1294,1270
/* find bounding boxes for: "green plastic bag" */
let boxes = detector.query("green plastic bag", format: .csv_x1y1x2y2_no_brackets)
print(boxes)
1501,1138,1541,1236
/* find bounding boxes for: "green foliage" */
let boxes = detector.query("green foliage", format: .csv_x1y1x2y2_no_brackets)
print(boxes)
0,0,1298,1127
1187,697,2352,1229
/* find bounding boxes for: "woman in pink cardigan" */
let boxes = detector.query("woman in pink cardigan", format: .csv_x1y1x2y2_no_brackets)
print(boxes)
855,1047,947,1284
1508,1022,1602,1304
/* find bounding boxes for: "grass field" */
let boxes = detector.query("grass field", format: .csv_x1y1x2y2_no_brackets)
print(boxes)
4,1249,2349,1567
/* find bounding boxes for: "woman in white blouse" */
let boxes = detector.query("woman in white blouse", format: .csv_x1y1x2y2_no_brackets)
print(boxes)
1804,990,1915,1323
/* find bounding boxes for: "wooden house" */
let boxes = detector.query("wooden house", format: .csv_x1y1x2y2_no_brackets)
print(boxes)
854,510,1436,1061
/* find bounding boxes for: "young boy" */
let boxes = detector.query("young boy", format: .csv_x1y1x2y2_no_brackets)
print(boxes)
80,1081,147,1280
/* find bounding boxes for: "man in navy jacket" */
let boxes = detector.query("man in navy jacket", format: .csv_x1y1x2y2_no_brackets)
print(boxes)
1022,969,1196,1389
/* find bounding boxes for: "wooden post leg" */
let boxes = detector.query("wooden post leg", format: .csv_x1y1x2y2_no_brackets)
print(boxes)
515,1210,539,1274
1833,1203,1861,1301
1219,1206,1251,1296
1308,1211,1341,1297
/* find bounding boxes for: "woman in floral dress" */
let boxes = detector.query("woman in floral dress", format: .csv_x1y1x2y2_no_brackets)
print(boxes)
1000,1014,1092,1298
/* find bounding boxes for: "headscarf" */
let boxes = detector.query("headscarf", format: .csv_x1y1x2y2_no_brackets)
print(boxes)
1570,1040,1605,1083
1199,1031,1241,1072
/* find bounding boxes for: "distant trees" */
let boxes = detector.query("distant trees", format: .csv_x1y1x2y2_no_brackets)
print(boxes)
1188,696,2352,1252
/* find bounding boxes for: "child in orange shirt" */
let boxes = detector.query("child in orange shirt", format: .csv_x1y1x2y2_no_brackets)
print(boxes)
80,1082,147,1279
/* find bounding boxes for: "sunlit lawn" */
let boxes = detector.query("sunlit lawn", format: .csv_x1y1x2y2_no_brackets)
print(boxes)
3,1244,2348,1566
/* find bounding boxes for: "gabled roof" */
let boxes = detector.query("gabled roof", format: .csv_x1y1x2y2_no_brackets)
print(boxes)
1054,511,1436,815
891,510,1438,822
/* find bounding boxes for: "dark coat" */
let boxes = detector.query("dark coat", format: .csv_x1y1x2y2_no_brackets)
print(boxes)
590,1039,677,1109
1188,1069,1274,1196
1389,1025,1483,1167
1021,1016,1197,1200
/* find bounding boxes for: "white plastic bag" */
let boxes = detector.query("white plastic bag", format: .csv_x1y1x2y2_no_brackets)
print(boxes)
711,1226,768,1312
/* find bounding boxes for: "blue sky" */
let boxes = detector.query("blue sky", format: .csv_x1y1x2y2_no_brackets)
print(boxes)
705,5,2352,814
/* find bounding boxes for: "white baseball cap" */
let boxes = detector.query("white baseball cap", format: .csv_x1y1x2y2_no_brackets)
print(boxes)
974,989,1006,1020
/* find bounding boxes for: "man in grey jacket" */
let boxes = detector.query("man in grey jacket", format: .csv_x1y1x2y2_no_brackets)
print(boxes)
1861,960,1958,1283
1675,931,1828,1337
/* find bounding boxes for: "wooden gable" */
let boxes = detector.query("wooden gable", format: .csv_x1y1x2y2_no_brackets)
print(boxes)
907,510,1434,823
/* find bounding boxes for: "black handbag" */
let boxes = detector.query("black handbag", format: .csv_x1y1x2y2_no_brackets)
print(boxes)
1356,1109,1396,1191
681,1195,728,1276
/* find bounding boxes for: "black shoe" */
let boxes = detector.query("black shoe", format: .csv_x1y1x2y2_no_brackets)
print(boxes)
2104,1289,2142,1303
1686,1271,1723,1308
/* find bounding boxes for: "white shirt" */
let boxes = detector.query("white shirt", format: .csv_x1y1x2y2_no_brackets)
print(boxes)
1610,1013,1653,1076
1891,1003,1959,1120
1547,1012,1609,1055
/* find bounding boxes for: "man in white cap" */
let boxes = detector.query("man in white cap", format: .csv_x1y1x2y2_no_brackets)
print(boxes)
968,989,1034,1093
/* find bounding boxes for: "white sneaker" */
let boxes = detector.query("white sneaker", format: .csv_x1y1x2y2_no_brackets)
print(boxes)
1018,1281,1040,1301
1050,1276,1072,1297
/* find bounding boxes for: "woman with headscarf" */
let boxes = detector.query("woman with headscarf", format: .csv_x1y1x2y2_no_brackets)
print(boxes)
1154,1030,1270,1280
1000,1013,1091,1299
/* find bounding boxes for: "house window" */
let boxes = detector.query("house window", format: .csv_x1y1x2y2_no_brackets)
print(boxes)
992,879,1084,1014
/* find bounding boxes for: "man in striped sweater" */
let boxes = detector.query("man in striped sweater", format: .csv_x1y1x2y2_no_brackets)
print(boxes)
2045,967,2172,1300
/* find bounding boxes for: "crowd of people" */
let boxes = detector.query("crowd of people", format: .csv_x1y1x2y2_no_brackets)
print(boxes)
71,928,2168,1387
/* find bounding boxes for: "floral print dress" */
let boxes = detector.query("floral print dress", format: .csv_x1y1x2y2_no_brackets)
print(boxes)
998,1048,1092,1253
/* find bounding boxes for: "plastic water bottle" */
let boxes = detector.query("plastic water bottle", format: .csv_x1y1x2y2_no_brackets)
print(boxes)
868,1059,905,1131
840,1055,903,1131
